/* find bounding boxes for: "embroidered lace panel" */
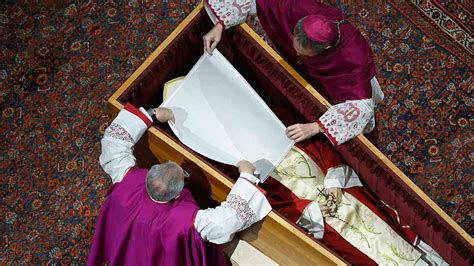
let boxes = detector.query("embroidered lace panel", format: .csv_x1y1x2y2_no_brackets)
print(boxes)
105,122,133,143
224,193,257,228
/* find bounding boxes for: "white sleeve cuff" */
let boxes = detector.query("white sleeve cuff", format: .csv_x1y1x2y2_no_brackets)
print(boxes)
139,107,153,122
239,172,260,184
318,99,375,145
204,2,220,26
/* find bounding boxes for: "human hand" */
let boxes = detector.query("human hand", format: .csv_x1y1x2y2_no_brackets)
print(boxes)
319,187,342,217
319,202,336,218
203,23,224,55
237,160,256,174
325,187,342,206
286,122,321,142
155,107,175,123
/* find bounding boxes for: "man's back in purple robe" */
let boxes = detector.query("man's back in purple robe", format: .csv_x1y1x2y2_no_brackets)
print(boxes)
90,103,271,264
203,0,381,145
87,168,227,266
255,0,375,103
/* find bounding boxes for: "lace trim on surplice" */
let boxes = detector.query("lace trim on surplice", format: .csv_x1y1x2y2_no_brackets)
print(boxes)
104,122,133,143
223,193,257,229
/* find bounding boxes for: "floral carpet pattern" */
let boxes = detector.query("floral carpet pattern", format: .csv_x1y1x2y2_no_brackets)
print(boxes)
0,0,472,263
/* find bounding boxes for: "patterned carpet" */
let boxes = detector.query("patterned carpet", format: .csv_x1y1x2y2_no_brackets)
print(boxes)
0,0,472,263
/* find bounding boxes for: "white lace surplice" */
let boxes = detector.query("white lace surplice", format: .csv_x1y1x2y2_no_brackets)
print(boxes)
204,0,255,29
100,106,152,183
318,77,384,145
203,0,385,146
194,176,271,244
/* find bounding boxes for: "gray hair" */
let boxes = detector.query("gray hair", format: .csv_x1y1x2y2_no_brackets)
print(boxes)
146,162,184,202
293,18,331,53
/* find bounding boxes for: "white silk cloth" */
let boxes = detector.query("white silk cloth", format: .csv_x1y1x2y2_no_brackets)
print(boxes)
160,50,294,181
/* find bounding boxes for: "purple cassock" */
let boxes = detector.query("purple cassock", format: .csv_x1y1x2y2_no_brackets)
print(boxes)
87,168,227,266
255,0,375,103
89,103,271,265
256,0,379,145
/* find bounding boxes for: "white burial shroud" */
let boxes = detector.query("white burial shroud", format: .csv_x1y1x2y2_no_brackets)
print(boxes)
160,50,294,181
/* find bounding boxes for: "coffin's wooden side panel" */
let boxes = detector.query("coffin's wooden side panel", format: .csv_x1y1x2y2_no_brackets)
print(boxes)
240,212,343,265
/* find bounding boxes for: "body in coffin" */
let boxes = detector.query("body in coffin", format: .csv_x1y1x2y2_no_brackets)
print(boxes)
160,72,443,265
107,4,473,265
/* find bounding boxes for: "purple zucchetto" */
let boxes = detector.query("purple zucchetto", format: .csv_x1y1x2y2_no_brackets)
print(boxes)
302,15,337,44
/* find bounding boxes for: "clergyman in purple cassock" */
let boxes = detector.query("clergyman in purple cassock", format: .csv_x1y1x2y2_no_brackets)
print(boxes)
203,0,385,146
88,103,271,265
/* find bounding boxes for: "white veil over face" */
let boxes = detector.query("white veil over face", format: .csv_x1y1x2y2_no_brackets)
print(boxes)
161,49,294,182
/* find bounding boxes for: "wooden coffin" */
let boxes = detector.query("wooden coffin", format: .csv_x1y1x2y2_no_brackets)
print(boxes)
107,3,473,265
